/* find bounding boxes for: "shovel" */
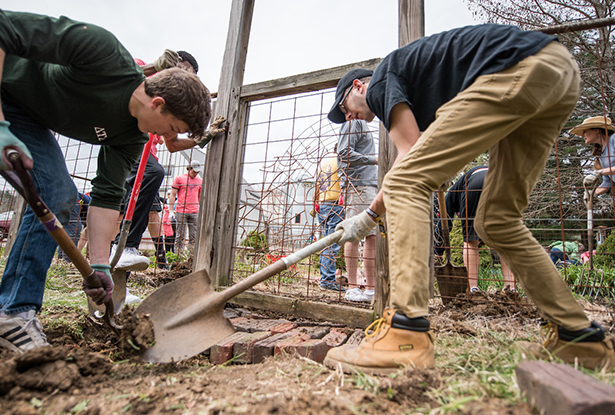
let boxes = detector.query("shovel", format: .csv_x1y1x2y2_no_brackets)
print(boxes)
135,229,344,363
435,188,468,304
0,150,122,331
87,133,155,317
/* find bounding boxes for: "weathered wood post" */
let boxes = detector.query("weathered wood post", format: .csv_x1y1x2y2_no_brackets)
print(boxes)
194,0,255,289
374,0,426,316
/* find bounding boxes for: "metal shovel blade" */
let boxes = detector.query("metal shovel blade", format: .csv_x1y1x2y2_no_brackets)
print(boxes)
136,229,343,363
136,269,235,363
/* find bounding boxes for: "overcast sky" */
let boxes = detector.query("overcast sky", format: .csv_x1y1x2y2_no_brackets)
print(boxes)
1,1,478,92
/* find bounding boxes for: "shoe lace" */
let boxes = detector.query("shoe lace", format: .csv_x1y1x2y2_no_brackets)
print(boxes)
364,317,386,339
540,323,557,348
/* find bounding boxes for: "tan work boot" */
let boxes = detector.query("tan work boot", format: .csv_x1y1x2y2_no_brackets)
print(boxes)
517,322,615,371
324,308,435,375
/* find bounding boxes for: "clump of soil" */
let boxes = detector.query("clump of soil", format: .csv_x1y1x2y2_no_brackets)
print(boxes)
118,311,155,354
440,289,543,320
0,346,111,395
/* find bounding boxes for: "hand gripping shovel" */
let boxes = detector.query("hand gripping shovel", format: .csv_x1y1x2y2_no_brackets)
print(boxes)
0,150,121,331
435,188,468,304
87,133,155,317
135,229,344,363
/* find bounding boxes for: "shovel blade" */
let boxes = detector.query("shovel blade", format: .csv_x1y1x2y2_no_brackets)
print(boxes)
435,263,467,305
135,269,235,363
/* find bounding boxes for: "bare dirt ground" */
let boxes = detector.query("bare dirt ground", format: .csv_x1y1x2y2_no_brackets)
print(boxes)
1,263,612,415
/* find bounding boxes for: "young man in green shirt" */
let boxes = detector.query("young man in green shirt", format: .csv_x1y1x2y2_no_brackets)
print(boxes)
0,9,211,354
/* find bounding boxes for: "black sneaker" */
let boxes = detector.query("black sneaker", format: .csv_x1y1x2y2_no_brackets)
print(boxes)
319,281,347,292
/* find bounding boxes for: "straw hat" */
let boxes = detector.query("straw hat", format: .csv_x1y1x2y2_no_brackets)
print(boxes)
570,116,615,136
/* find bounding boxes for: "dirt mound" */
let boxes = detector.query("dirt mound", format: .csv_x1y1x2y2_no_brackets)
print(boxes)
0,346,111,395
439,289,543,320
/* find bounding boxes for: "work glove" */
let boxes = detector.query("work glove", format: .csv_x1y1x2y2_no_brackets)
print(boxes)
335,211,376,244
0,121,33,170
169,211,176,222
207,116,228,138
153,49,180,72
82,264,114,305
583,169,602,188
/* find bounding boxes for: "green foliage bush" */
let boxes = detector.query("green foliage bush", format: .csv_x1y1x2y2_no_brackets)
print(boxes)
241,230,269,253
595,231,615,269
449,218,491,267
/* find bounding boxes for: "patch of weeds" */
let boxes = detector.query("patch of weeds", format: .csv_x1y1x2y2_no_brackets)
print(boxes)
42,315,85,340
349,370,380,394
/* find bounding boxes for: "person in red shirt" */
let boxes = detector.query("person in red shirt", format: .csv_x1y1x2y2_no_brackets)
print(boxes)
169,161,202,254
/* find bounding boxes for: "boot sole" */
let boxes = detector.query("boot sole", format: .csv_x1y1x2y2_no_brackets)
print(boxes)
324,355,407,376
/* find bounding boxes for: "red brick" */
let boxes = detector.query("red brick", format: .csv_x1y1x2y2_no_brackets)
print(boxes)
230,317,250,332
296,326,330,339
210,332,251,365
233,331,271,364
293,339,330,363
323,328,348,348
270,322,297,335
274,333,312,356
253,330,300,364
248,319,291,333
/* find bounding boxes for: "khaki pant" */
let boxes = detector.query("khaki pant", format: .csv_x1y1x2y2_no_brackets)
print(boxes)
382,41,589,330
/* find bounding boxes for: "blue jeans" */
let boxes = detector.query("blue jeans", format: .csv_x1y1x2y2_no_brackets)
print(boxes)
318,202,344,284
0,102,78,314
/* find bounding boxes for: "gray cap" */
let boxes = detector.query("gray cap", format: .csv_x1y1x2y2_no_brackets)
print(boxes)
327,68,373,124
190,160,202,172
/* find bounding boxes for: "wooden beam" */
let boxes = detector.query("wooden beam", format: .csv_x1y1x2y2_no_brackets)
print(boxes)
239,58,382,102
194,0,255,283
2,195,25,258
228,290,375,328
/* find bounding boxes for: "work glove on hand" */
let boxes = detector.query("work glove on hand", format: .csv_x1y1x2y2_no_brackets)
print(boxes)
335,211,376,244
0,121,33,170
583,169,602,188
207,116,228,138
153,49,180,72
82,264,114,305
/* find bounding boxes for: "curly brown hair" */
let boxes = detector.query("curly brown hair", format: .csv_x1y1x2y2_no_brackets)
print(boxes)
144,68,211,139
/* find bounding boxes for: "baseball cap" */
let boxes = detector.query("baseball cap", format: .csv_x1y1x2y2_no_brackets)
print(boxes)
190,160,202,172
327,68,373,124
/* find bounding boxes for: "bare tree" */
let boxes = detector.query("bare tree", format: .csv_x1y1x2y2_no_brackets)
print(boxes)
465,0,615,233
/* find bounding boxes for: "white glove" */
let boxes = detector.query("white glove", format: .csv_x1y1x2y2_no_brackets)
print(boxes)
583,169,602,188
154,49,180,72
335,211,376,244
169,211,176,222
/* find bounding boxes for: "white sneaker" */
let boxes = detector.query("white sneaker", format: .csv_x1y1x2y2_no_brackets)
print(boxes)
0,310,50,354
110,246,150,271
344,288,368,302
125,288,141,305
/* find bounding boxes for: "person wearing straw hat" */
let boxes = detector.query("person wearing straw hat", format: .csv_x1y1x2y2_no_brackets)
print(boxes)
323,24,614,375
570,116,615,195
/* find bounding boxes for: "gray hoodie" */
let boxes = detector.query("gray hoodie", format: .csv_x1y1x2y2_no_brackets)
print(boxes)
337,120,378,188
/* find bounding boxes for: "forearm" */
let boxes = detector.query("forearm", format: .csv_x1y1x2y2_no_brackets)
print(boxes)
87,206,121,264
164,137,197,153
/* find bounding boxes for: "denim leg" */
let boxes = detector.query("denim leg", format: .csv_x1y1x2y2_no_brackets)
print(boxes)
0,103,78,314
318,203,344,283
187,213,198,247
174,212,187,253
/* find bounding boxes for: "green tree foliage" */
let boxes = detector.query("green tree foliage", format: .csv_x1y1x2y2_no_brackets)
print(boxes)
449,218,492,267
595,230,615,268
